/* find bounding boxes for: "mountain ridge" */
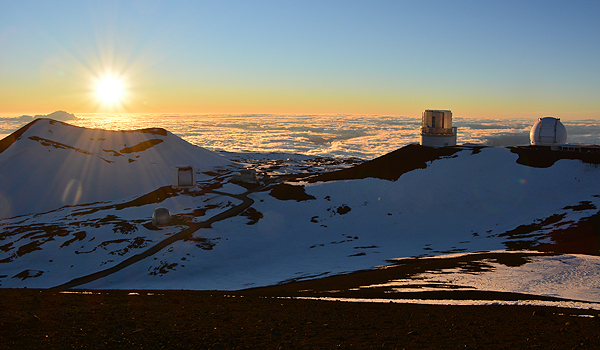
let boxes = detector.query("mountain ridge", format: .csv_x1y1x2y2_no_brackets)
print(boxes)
0,119,236,218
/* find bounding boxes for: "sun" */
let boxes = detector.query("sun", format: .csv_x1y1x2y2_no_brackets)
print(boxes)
94,75,126,106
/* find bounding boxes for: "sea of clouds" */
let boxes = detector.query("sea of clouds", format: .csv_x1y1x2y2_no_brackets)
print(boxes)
2,114,600,159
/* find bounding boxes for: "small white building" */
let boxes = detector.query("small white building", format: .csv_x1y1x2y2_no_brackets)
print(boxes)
420,109,457,147
171,165,196,189
233,169,257,183
529,117,567,146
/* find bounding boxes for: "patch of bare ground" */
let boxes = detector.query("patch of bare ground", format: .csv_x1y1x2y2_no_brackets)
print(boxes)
119,139,164,154
497,207,600,256
268,183,316,201
307,144,466,182
242,251,564,300
1,288,599,349
510,146,600,168
536,210,600,256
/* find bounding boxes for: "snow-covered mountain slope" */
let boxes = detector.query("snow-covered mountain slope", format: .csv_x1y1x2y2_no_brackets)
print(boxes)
0,119,236,218
2,138,600,306
141,146,599,289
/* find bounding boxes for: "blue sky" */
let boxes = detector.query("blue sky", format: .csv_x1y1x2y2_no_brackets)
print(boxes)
1,0,599,119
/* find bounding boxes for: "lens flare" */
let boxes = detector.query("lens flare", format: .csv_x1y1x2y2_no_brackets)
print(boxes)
0,193,12,218
62,179,83,206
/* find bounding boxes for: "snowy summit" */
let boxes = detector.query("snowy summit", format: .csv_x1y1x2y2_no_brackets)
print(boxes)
0,118,235,218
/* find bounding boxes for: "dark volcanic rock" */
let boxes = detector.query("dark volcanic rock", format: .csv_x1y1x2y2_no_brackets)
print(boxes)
308,144,464,182
269,183,316,201
536,210,600,256
510,146,600,168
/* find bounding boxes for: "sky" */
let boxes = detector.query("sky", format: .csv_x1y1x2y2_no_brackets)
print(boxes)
1,0,599,119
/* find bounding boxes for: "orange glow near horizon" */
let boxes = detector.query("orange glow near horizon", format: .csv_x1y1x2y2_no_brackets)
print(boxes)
1,2,599,121
0,68,597,120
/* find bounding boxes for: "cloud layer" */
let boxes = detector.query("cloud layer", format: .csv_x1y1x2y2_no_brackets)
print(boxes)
3,114,600,159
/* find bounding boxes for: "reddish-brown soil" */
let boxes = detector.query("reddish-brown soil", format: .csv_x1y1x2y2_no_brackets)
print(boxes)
1,287,599,350
3,217,597,349
3,252,600,350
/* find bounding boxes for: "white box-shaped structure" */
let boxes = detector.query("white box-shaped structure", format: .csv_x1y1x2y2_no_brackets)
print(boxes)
171,165,196,189
420,109,457,147
232,169,258,183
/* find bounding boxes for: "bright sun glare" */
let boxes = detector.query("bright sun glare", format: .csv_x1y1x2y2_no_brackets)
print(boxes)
95,76,125,106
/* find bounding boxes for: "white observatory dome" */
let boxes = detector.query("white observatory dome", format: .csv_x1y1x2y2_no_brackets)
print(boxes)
530,117,567,146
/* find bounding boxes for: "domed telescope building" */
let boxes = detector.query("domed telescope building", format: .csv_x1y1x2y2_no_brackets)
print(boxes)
530,117,567,147
527,116,600,153
420,109,457,147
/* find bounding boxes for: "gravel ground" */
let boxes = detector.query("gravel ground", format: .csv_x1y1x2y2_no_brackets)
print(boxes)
2,277,600,349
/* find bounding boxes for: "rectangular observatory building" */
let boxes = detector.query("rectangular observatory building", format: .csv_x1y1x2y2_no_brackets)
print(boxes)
420,109,457,147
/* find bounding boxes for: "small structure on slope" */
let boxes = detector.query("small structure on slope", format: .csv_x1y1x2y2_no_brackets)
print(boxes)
152,207,172,227
171,165,196,189
232,169,258,183
420,110,457,147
